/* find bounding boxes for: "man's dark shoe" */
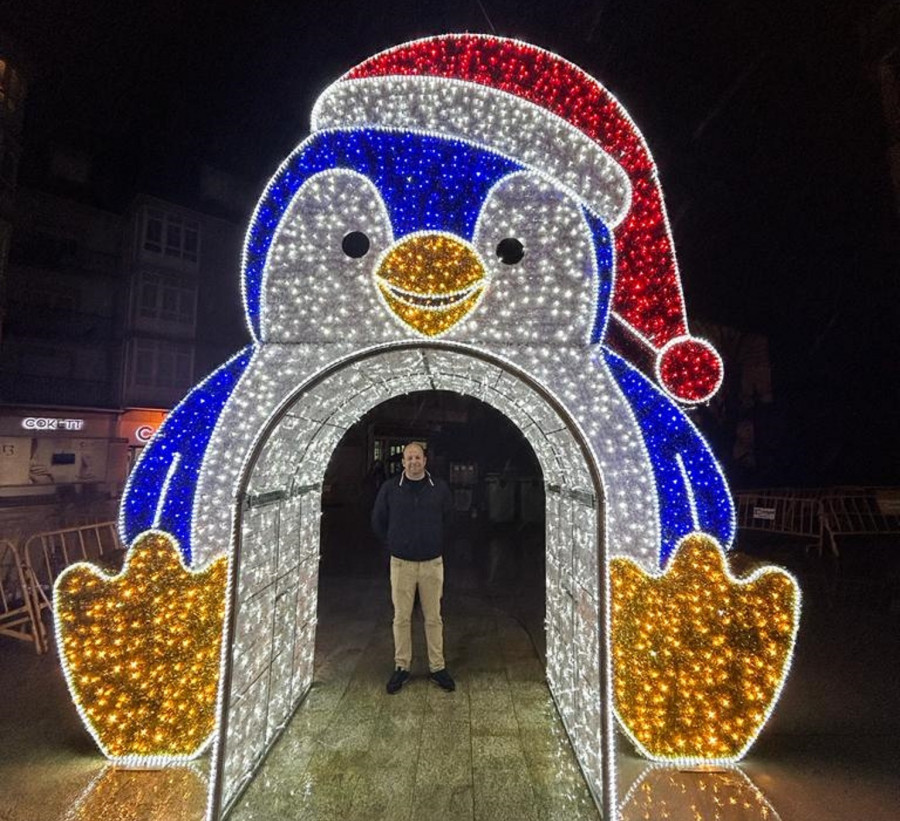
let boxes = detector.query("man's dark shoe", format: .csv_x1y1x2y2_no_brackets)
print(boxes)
386,667,410,694
429,668,456,692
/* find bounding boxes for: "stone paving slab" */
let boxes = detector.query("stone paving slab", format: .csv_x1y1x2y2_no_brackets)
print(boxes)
230,575,601,821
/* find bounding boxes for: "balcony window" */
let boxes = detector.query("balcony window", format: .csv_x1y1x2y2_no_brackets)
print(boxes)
142,208,199,264
132,339,193,390
144,210,163,253
138,272,196,325
165,220,182,258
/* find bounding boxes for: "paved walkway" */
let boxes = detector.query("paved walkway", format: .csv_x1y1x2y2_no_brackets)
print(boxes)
2,542,899,821
232,574,599,821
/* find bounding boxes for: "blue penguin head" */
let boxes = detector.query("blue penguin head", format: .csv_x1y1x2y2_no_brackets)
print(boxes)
242,129,614,346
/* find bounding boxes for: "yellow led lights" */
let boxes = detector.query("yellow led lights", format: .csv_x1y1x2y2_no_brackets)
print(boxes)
53,530,227,763
619,765,781,821
374,232,487,336
64,763,208,821
611,533,800,763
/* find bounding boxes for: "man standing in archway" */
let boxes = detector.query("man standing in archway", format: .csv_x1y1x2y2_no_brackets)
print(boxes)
372,442,455,694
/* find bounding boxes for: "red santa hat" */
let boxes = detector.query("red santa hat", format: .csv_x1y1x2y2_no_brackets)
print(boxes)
312,34,723,404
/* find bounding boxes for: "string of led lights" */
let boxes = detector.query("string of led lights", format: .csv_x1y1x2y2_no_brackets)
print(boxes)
52,33,800,821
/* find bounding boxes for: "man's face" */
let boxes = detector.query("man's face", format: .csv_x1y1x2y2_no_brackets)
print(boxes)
402,445,426,479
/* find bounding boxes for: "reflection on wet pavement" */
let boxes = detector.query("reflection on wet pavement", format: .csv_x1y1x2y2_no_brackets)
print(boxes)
619,765,779,821
4,564,898,821
62,763,208,821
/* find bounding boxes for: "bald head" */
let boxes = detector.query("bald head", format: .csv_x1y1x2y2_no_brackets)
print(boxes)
402,442,427,480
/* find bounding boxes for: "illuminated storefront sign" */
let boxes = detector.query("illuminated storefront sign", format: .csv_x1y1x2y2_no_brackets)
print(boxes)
21,417,85,431
118,411,168,448
135,425,156,444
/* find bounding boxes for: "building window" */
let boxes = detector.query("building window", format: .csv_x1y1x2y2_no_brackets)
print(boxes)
144,210,163,253
21,344,73,377
132,339,193,390
142,208,199,263
137,272,195,324
11,283,79,312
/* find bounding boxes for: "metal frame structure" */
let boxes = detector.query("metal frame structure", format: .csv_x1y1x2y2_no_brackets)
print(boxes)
0,522,123,654
0,538,45,652
209,341,616,820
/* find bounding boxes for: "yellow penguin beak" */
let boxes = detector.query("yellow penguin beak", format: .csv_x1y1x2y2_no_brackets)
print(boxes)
374,233,487,337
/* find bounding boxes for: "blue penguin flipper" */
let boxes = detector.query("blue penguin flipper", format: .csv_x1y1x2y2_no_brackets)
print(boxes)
119,346,254,565
603,348,736,567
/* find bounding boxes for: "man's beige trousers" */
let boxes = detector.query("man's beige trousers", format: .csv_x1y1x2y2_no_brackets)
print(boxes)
390,555,445,672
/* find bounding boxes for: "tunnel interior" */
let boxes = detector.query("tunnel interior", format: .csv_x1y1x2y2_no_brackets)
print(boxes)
319,390,546,609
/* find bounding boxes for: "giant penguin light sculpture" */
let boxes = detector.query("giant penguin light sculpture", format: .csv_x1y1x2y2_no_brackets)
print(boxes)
122,35,734,570
53,34,799,814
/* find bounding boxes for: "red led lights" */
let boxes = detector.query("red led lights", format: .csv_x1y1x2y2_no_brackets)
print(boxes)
344,34,723,403
658,337,723,403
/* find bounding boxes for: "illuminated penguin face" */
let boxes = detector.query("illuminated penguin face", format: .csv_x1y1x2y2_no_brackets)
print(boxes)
258,130,611,345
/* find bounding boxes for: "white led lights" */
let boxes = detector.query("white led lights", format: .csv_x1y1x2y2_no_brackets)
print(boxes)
51,32,801,821
208,344,615,817
191,343,665,570
312,75,633,226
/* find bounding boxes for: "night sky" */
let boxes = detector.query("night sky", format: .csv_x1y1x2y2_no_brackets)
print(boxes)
5,0,899,485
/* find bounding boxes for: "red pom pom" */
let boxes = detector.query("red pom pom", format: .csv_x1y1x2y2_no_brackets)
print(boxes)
656,337,723,404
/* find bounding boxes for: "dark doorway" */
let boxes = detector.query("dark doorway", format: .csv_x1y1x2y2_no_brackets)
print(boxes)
319,389,546,643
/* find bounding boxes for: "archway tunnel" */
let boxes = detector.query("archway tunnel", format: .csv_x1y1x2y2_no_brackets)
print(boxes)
211,346,613,819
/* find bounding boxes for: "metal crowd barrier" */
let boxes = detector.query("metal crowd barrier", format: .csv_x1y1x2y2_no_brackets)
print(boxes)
0,522,125,655
736,490,824,551
0,538,46,653
819,490,900,554
23,521,125,641
737,487,900,557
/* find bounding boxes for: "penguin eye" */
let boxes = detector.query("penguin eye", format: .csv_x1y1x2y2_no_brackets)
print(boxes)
342,231,370,258
496,237,525,265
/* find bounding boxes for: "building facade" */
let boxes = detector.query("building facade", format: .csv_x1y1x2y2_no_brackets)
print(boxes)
0,37,28,341
0,188,244,512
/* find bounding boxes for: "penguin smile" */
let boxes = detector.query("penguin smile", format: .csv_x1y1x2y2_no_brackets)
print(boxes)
381,281,481,310
374,233,487,336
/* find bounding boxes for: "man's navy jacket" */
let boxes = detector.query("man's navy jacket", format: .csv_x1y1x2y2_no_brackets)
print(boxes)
371,471,453,561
